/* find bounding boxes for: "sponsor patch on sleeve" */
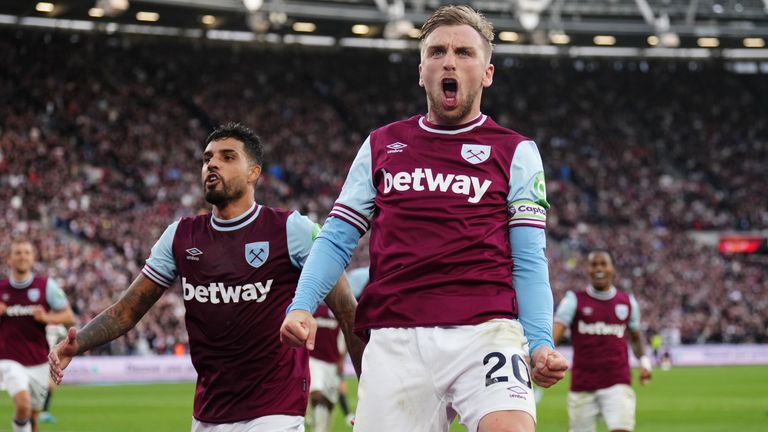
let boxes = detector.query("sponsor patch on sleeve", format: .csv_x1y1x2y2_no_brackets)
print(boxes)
508,200,547,229
311,223,322,241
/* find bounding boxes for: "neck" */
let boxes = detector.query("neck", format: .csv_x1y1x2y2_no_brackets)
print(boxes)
426,107,481,126
587,284,616,300
11,269,31,282
212,197,256,220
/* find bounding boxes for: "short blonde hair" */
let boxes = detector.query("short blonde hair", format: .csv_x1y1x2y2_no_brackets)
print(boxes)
420,5,494,58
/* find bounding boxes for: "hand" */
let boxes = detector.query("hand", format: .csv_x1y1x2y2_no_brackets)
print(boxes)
639,367,652,385
531,346,568,388
49,327,79,384
0,302,6,315
33,306,48,323
280,309,317,350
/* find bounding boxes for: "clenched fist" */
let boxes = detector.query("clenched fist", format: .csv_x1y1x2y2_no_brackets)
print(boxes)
280,309,317,351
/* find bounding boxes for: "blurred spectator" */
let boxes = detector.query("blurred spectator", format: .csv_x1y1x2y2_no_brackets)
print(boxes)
0,29,765,354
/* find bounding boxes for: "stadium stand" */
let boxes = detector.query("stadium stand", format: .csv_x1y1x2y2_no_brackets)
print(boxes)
0,29,765,356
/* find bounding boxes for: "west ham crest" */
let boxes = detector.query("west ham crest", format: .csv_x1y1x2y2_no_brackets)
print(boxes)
28,288,41,302
615,304,629,321
461,144,491,164
245,242,269,269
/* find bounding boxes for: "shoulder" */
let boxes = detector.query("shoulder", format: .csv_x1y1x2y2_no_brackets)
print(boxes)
482,117,532,147
564,290,579,302
262,205,296,224
371,116,420,139
178,213,210,227
572,289,587,302
616,290,632,303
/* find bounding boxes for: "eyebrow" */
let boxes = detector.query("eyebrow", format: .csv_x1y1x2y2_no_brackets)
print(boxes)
428,44,476,53
203,148,238,158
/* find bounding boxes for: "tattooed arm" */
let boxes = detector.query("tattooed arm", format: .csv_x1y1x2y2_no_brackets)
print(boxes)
49,274,165,383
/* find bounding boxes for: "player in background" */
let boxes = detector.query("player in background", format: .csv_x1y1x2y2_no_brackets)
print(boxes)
0,359,33,432
50,123,363,432
307,303,345,432
281,5,567,432
553,250,652,432
1,239,75,432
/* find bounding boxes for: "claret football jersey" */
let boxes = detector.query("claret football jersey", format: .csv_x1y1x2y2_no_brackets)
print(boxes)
329,114,549,334
142,203,319,423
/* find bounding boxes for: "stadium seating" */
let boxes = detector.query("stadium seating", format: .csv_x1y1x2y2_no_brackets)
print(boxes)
0,29,765,355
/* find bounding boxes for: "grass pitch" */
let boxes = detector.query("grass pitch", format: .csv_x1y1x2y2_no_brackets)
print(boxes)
1,365,765,431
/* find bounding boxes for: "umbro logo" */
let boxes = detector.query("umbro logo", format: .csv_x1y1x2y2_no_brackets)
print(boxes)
386,142,408,154
186,248,203,261
507,385,529,400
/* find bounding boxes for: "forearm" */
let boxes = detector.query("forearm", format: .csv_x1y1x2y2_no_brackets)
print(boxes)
510,227,554,356
552,322,567,346
324,274,364,378
76,276,164,354
630,330,647,359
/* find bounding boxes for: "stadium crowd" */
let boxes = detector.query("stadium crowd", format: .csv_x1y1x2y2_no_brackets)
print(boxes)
0,29,766,356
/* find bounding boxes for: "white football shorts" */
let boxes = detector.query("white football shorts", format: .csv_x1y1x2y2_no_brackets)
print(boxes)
309,357,341,404
567,383,636,432
0,360,30,398
354,319,536,432
191,415,304,432
25,363,50,411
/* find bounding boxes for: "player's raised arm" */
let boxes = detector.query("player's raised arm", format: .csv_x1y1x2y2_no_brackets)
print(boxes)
49,274,165,383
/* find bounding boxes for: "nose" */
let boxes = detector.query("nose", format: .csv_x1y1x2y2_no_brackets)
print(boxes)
442,52,456,71
206,157,220,172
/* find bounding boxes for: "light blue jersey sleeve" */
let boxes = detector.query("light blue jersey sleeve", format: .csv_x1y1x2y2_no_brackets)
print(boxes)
510,227,554,357
507,141,548,229
288,217,361,313
346,266,370,299
141,220,180,288
554,291,578,326
286,211,322,268
45,278,69,310
508,140,554,356
327,137,377,234
628,294,641,331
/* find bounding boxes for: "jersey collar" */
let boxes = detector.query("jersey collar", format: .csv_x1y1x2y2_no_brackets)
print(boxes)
418,113,487,135
9,273,34,289
587,285,617,300
210,203,262,232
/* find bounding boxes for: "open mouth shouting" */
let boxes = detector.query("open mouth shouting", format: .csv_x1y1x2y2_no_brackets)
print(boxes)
205,172,221,188
442,78,458,108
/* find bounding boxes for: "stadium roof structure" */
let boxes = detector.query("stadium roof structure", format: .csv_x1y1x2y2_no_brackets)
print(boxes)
3,0,768,57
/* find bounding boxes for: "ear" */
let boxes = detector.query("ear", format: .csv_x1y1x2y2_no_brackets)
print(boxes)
418,63,424,88
482,62,494,88
248,164,262,184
